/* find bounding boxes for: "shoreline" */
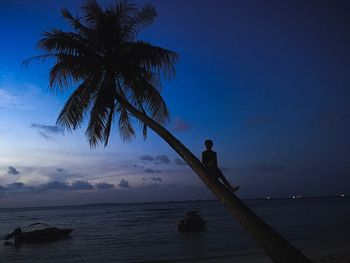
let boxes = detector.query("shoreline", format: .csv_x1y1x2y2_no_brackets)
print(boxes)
168,244,350,263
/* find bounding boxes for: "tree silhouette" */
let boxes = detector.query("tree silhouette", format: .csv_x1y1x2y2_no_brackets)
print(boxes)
29,1,312,262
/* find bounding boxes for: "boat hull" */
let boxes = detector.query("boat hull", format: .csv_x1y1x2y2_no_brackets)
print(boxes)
15,228,73,244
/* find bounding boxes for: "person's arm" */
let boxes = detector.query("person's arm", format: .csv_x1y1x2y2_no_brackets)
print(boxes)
202,151,208,167
206,152,217,167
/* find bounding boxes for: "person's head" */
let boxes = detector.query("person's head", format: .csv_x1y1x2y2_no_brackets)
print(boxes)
204,139,213,149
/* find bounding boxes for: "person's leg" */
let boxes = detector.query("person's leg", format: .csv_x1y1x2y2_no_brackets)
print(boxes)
217,168,239,191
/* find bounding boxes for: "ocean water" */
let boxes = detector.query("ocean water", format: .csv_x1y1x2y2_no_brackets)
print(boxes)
0,197,349,262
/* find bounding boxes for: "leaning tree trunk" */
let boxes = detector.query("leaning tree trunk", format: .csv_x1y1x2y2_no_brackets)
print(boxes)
117,96,312,263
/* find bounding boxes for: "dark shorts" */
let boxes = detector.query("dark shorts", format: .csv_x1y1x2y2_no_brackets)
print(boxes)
206,165,223,180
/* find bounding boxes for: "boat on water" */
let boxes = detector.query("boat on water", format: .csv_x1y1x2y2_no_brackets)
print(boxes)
177,211,206,232
4,222,73,245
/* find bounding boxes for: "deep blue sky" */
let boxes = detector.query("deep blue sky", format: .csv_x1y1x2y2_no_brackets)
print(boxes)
0,0,349,207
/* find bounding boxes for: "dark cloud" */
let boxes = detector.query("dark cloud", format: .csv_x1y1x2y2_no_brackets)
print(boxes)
30,123,63,134
39,181,70,191
38,181,94,191
3,182,35,193
49,168,78,182
31,123,64,140
172,117,190,132
7,182,24,189
2,180,96,193
151,176,162,182
154,155,170,165
118,179,130,188
38,131,54,141
71,180,94,190
174,158,186,166
7,166,20,175
140,155,154,162
95,182,114,190
142,177,146,181
139,155,170,165
144,168,162,174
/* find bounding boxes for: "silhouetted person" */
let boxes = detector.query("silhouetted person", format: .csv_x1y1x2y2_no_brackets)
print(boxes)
202,139,239,192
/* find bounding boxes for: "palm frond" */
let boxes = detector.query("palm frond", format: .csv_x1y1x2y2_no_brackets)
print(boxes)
118,106,135,141
141,79,169,124
56,76,99,131
30,0,177,147
49,54,96,90
126,41,178,78
37,29,102,59
102,101,115,147
22,54,56,67
121,4,157,40
61,8,93,38
85,77,116,147
81,0,104,28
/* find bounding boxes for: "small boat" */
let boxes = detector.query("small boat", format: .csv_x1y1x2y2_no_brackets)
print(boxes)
177,211,206,232
4,222,73,245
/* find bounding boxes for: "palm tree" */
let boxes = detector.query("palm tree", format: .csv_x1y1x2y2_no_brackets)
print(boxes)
30,1,312,262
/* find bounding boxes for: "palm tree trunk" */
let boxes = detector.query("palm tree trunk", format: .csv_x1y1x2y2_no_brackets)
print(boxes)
117,96,312,263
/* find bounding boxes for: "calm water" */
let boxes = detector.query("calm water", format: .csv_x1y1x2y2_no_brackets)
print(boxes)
0,198,349,262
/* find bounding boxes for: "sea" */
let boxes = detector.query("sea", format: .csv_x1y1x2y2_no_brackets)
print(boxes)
0,197,349,263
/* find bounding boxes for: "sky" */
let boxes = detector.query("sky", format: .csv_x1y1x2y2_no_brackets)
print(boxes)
0,0,349,207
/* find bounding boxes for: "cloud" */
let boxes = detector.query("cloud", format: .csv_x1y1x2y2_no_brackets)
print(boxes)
31,123,63,140
118,179,130,188
144,168,162,174
38,181,95,191
71,180,94,190
30,123,63,134
172,117,190,132
1,180,97,193
174,158,186,166
7,182,24,189
154,155,170,165
151,176,162,182
134,164,144,168
139,155,170,165
7,166,20,175
95,182,114,190
47,168,78,182
139,155,154,162
39,181,70,191
38,131,55,141
0,89,19,108
0,182,35,193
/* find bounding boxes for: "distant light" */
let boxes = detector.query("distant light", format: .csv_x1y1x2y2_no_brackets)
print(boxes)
267,196,270,200
292,196,295,199
341,194,345,197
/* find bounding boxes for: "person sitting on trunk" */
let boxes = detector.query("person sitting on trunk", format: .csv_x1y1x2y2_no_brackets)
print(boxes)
202,139,239,192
